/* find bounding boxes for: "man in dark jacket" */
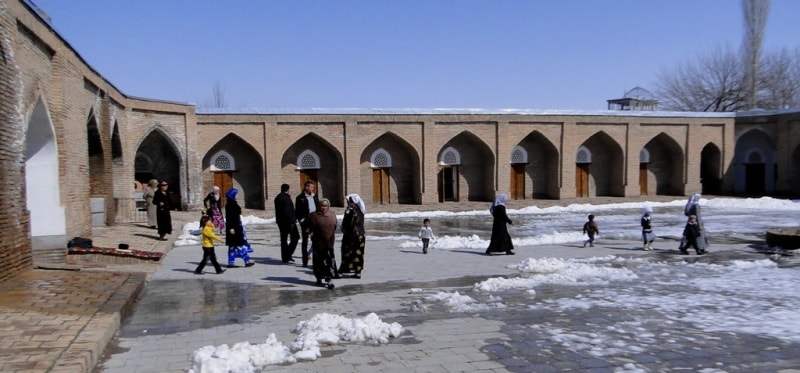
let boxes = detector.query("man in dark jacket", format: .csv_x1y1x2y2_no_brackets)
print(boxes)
295,181,320,267
274,183,299,263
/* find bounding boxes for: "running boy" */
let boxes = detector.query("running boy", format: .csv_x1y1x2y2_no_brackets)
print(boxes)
583,214,599,247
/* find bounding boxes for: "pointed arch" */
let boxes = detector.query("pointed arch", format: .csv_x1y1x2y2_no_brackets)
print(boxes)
701,142,722,195
575,131,624,197
136,128,184,209
514,131,559,199
281,133,344,206
733,129,776,195
438,131,494,202
640,132,685,196
202,133,264,209
25,97,66,250
87,109,106,197
360,132,421,205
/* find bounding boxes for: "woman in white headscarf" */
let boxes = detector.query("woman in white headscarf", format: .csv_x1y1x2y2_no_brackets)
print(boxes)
485,193,515,255
203,185,225,233
680,193,709,254
339,194,366,278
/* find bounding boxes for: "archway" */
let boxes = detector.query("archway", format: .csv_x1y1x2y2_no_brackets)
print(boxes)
360,132,420,205
640,133,684,196
202,133,264,209
135,129,183,209
281,134,344,207
575,132,624,197
733,129,775,195
792,145,800,197
438,132,494,202
514,131,559,199
25,98,66,250
701,143,722,195
87,110,106,197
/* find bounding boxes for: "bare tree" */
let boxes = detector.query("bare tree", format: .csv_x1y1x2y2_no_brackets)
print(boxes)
742,0,771,109
757,47,800,109
199,81,227,109
655,46,748,112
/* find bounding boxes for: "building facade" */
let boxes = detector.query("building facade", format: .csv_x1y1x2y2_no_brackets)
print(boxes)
1,0,798,281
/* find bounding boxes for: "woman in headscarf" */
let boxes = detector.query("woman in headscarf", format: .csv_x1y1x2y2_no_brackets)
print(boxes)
203,185,225,233
680,193,708,254
485,193,515,255
339,194,366,278
224,188,254,268
144,179,159,229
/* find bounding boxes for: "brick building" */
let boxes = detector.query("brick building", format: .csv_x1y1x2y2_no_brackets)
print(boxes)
1,0,798,280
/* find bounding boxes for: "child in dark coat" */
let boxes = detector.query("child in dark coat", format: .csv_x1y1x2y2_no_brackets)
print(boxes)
681,214,708,255
583,214,599,247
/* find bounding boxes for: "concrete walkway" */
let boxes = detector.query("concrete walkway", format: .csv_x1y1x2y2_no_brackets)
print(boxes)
4,195,791,373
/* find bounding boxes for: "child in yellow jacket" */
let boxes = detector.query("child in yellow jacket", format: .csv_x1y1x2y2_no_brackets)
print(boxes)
195,216,226,274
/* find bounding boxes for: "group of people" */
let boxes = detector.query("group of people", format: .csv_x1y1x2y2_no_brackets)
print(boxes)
193,186,255,275
482,192,710,256
274,182,367,289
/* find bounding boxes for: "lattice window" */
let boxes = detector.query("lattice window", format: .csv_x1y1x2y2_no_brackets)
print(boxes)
746,150,763,163
211,151,235,170
440,147,461,165
297,150,320,169
510,146,528,163
639,148,650,163
576,146,592,164
371,149,392,168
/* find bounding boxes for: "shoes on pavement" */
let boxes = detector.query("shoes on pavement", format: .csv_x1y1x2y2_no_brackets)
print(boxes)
227,264,236,268
245,262,255,267
216,269,226,274
506,251,515,255
193,271,203,275
353,273,361,279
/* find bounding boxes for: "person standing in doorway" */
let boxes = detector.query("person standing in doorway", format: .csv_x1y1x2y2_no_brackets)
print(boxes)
274,183,299,264
152,180,172,241
144,179,159,229
485,193,515,255
307,198,337,289
295,181,320,268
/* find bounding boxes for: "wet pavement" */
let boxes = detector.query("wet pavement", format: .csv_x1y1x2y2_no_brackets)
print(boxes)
1,195,799,372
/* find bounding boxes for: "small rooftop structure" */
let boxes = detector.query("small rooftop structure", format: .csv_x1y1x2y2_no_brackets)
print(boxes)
607,86,658,111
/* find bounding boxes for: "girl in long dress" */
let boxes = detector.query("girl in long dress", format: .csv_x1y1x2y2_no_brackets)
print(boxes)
224,188,254,267
339,194,366,278
485,194,515,255
203,185,225,233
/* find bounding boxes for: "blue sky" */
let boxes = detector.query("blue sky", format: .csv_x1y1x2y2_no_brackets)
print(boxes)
30,0,800,111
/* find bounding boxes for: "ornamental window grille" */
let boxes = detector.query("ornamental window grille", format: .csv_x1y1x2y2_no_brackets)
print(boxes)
639,148,650,163
211,151,235,170
370,148,392,168
576,146,592,164
746,149,764,163
440,147,461,165
510,146,528,163
298,150,321,169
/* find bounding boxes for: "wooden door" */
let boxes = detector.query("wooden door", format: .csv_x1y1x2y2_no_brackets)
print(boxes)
299,170,318,195
575,164,589,197
639,163,648,195
372,168,391,204
440,166,459,202
214,171,234,206
510,164,526,200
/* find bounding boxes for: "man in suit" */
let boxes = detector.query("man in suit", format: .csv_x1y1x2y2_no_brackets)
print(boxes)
295,181,320,267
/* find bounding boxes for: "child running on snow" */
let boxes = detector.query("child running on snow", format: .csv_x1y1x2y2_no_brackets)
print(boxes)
583,214,599,247
418,218,436,254
641,206,655,250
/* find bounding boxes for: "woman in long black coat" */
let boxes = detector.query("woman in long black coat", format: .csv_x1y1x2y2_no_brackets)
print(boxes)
152,181,172,240
224,188,254,267
485,193,515,255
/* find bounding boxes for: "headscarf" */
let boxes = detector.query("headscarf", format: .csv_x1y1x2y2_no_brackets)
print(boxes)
226,188,238,201
490,193,508,213
346,193,366,214
212,185,220,200
642,206,653,217
148,179,159,188
684,193,701,216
